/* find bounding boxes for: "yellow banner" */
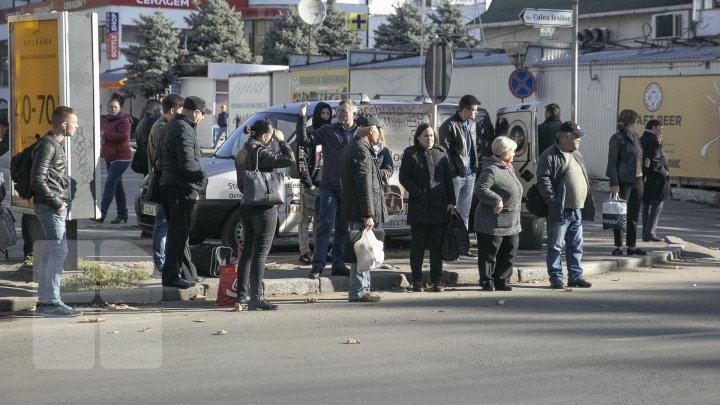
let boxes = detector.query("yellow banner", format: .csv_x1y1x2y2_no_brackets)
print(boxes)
289,68,349,102
10,18,60,206
618,75,720,180
346,12,368,31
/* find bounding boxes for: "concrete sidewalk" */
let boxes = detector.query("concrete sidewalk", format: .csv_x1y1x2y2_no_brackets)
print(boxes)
1,192,718,313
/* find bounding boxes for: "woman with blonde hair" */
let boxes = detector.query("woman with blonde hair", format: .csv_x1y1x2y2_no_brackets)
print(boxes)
606,109,646,256
473,136,523,291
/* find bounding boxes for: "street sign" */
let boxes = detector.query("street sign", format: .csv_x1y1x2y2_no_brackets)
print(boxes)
424,37,453,104
508,68,536,99
346,12,368,31
519,8,573,27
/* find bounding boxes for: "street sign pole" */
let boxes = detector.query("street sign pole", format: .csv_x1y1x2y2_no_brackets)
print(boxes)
571,0,579,123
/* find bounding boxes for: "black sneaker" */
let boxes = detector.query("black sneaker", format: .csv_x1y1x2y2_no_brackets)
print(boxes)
248,297,278,311
480,281,494,291
35,302,83,318
432,281,446,292
494,280,513,291
550,280,565,289
412,281,425,292
568,279,592,288
298,253,313,265
330,266,350,276
612,248,624,256
627,247,647,256
349,293,381,303
307,270,321,280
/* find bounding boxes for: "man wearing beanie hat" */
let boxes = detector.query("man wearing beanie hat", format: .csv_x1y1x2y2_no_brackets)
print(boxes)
158,96,209,289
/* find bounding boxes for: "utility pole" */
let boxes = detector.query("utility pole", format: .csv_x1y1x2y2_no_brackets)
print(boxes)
571,0,579,123
419,0,427,97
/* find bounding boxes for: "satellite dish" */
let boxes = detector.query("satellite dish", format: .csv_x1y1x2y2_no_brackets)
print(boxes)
298,0,326,26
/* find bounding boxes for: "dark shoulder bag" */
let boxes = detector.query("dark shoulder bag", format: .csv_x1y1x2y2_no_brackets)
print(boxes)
242,146,286,206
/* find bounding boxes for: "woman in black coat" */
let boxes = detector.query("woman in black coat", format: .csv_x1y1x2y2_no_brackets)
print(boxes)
234,119,295,310
399,123,456,292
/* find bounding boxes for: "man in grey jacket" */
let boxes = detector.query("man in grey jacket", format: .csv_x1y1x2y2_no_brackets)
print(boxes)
537,122,595,289
439,94,481,258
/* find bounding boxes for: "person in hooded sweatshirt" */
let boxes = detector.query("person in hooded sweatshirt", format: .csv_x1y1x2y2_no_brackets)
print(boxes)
473,136,523,292
296,102,331,265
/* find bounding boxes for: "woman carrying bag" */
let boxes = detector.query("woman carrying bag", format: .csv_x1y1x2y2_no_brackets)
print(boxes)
234,119,295,310
399,123,456,293
606,109,646,256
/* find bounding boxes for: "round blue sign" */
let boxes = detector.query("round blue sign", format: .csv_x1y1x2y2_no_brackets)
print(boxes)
508,68,536,99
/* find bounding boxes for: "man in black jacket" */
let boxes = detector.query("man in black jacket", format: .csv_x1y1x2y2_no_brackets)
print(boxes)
159,96,210,289
31,106,82,317
640,120,670,242
340,124,386,302
297,99,357,279
537,103,562,156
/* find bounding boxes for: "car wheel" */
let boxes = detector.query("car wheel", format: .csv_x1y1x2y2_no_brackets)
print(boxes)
221,210,243,248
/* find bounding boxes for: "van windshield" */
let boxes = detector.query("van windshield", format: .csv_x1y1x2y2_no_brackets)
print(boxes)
214,112,299,159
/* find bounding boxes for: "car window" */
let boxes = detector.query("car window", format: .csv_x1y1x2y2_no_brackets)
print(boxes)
215,112,298,158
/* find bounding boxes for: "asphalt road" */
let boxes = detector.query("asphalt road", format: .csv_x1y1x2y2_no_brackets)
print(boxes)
1,260,719,405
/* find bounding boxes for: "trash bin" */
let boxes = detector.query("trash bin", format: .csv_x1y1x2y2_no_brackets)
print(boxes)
519,214,545,250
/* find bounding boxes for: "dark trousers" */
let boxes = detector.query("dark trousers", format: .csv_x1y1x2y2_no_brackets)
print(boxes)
614,178,643,248
642,199,664,239
476,232,519,283
409,223,446,283
160,186,198,285
21,214,38,257
236,206,277,301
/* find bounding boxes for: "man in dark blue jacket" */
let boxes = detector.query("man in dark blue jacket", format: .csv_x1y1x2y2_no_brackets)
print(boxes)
159,96,209,289
297,99,358,279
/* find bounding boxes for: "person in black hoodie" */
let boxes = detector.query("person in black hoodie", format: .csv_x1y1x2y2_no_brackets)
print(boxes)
399,123,456,292
296,102,331,265
537,103,562,156
235,119,295,310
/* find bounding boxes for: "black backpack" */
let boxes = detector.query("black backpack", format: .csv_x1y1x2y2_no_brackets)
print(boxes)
10,134,40,200
131,129,149,175
526,184,548,217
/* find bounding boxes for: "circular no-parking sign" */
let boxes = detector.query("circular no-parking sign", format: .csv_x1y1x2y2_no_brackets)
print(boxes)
508,68,536,98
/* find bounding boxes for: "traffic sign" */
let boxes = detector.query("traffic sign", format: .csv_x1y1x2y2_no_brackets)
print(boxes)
424,37,453,104
519,8,573,27
508,68,536,99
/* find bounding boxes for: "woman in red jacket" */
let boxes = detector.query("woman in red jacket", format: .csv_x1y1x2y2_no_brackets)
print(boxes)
93,99,132,223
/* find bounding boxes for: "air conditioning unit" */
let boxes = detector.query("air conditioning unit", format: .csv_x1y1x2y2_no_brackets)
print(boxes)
651,12,691,40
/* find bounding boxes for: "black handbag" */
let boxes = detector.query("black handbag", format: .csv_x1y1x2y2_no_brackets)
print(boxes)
441,210,470,261
242,146,286,206
144,169,162,204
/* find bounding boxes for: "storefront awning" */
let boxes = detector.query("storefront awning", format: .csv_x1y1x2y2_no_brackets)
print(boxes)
100,67,127,90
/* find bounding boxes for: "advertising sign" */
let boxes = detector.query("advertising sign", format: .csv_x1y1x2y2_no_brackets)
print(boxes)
618,75,720,180
229,74,271,124
106,11,119,60
289,68,349,102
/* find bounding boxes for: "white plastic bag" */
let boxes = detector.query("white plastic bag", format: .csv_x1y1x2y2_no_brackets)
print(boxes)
602,194,627,231
354,229,385,273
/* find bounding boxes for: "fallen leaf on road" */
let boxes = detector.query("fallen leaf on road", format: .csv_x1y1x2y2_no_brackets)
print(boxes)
108,331,119,334
191,294,206,300
611,278,620,281
691,283,698,287
597,304,608,308
564,288,573,292
85,317,105,323
107,304,139,311
139,328,152,332
496,300,506,305
344,338,360,344
213,330,228,335
305,297,318,303
433,310,446,313
193,319,206,323
231,303,243,312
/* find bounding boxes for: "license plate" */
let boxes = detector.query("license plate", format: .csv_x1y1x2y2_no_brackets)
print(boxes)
142,203,157,216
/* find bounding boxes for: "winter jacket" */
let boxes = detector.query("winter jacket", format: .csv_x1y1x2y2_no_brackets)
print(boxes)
640,130,672,202
373,144,394,184
438,112,478,178
100,113,132,162
30,133,69,209
296,115,355,191
606,130,643,186
473,157,523,236
296,102,331,189
399,144,455,225
235,138,295,195
340,138,387,224
147,117,169,171
159,114,207,195
537,116,562,156
537,145,596,223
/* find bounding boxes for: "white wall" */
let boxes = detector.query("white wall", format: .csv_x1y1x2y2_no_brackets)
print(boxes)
180,77,216,148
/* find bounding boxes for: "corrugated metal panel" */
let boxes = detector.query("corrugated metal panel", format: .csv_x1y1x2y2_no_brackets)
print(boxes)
534,46,720,66
290,59,348,71
272,70,290,105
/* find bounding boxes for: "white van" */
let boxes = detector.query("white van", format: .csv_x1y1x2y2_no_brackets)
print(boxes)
135,99,494,247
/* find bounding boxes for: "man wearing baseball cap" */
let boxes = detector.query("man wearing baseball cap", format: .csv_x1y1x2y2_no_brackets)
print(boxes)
158,95,209,289
536,121,596,289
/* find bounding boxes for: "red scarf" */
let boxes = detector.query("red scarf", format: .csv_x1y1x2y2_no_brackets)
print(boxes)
491,155,512,169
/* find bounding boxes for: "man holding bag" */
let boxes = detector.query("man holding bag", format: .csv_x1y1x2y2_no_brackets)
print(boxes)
537,122,595,289
340,124,387,303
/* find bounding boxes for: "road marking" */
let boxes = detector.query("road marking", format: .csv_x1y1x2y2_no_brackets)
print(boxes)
606,331,720,342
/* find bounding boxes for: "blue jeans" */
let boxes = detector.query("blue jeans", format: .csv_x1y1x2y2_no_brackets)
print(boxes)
152,205,168,271
213,127,227,147
34,203,68,304
100,160,131,218
453,174,475,231
348,221,371,300
546,208,584,283
311,188,348,273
